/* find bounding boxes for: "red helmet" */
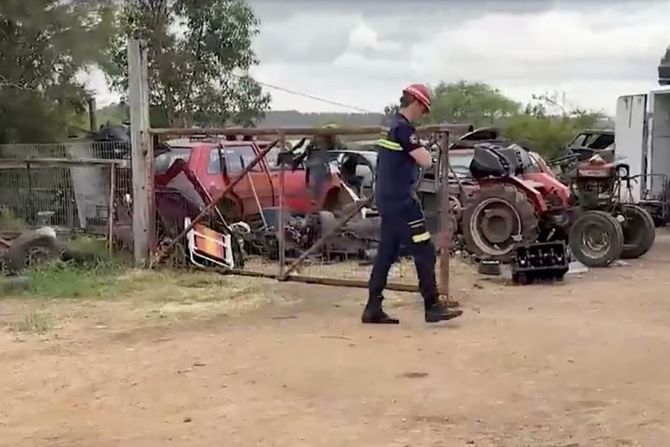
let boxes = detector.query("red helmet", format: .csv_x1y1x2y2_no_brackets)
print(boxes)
403,84,431,112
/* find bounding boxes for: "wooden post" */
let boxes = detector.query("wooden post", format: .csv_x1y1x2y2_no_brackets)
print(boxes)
107,164,116,258
277,133,287,278
128,39,153,267
88,97,97,131
437,130,453,302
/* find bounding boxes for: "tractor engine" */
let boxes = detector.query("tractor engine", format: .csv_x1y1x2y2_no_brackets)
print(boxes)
573,156,618,208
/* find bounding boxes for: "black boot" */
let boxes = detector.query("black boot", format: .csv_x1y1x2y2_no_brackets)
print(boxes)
361,296,400,324
425,301,463,323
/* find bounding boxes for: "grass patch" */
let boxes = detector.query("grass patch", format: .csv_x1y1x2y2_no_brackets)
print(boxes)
0,206,26,232
18,260,127,299
11,311,53,334
8,235,136,299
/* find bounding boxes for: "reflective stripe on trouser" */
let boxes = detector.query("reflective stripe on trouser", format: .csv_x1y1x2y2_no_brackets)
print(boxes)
368,199,437,309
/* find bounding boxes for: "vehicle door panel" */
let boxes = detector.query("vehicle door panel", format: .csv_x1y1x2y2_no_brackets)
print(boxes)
206,145,274,217
266,145,313,212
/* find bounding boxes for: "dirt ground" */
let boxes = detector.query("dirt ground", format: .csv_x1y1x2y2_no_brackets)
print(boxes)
3,232,670,447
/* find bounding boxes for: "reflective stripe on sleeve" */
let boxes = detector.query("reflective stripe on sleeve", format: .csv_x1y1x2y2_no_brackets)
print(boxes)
377,138,403,151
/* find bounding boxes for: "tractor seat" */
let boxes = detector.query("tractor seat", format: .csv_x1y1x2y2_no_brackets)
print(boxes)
469,145,514,178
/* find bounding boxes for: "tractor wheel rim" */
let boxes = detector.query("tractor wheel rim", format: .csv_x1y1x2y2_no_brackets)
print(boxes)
581,223,610,256
469,197,521,257
25,246,50,267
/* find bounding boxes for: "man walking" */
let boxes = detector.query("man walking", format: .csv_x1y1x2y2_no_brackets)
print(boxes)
363,84,463,325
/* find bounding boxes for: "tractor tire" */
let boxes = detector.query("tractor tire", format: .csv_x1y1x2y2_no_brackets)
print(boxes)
620,204,655,259
568,210,623,268
6,228,62,274
461,185,539,260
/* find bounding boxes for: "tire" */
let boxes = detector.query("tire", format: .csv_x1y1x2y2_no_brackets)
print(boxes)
568,210,623,267
619,205,655,259
6,229,62,273
461,185,539,260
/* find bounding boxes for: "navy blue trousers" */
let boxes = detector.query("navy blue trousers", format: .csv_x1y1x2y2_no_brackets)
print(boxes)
368,198,438,309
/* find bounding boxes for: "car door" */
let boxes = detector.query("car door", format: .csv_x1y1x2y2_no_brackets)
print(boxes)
207,144,274,217
266,144,313,213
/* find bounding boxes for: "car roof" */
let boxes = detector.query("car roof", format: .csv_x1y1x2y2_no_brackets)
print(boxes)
164,139,258,149
579,129,614,135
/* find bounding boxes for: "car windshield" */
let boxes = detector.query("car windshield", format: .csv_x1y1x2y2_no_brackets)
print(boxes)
155,147,191,174
208,145,262,174
449,153,474,177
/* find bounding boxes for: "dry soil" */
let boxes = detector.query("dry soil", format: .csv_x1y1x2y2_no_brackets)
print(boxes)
2,232,670,446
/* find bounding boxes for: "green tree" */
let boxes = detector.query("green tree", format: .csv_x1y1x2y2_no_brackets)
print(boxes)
506,93,605,158
382,81,608,159
105,0,271,128
427,81,521,127
0,0,116,144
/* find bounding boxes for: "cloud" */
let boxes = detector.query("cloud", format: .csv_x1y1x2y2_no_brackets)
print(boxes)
87,0,670,115
248,1,670,114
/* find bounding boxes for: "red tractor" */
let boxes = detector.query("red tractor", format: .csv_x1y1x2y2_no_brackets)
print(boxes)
458,142,648,268
549,147,655,261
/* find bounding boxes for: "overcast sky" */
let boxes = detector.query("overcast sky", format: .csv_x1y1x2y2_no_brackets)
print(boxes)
88,0,670,115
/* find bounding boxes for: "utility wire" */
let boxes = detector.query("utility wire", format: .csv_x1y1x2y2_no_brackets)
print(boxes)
231,72,377,114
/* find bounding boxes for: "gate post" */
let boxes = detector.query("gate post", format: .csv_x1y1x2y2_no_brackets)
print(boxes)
128,39,155,266
437,129,452,299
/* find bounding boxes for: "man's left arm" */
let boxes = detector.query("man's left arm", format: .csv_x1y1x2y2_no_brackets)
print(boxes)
396,127,432,169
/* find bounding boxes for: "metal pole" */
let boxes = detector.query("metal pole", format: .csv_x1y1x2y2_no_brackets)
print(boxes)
107,164,116,258
243,155,267,230
149,124,455,138
226,268,441,294
281,197,370,280
149,139,280,268
277,134,287,278
26,161,35,226
437,131,453,302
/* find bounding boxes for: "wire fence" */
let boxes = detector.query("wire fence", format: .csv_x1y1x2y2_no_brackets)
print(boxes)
0,141,131,238
0,130,452,291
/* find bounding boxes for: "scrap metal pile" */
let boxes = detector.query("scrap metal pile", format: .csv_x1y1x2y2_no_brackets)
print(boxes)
241,209,381,262
128,126,658,283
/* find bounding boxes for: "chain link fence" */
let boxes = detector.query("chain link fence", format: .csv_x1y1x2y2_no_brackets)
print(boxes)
0,141,131,237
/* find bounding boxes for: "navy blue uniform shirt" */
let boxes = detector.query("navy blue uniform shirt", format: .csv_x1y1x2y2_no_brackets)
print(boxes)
375,113,422,214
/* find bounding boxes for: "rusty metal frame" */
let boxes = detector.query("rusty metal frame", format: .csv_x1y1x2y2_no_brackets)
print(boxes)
148,138,280,268
147,125,453,295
